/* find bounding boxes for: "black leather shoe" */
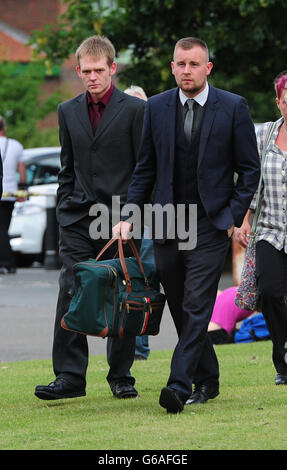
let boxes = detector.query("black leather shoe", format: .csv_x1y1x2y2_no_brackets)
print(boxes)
159,387,184,413
111,382,138,399
275,373,287,385
34,377,86,400
185,383,219,405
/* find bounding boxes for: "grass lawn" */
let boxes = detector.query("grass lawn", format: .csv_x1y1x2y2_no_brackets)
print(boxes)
1,340,287,450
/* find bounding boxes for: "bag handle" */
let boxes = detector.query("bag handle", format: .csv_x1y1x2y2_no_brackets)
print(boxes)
118,237,150,292
96,236,150,293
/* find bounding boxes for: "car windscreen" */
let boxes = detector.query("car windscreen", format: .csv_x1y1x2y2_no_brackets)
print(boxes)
25,156,60,186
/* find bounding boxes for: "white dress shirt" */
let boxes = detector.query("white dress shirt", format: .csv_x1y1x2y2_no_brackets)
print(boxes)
179,83,209,108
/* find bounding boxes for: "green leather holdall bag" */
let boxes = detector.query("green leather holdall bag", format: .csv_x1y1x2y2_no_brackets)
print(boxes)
61,236,166,338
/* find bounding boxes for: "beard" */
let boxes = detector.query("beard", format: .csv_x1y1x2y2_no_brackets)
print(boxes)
180,80,202,95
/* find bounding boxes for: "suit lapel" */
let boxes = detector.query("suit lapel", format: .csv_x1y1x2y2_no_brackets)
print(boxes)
198,85,217,166
165,88,177,167
74,93,94,140
93,87,125,141
73,87,125,142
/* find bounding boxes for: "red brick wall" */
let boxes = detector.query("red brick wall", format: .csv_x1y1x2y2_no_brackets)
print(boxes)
0,30,32,61
0,0,61,34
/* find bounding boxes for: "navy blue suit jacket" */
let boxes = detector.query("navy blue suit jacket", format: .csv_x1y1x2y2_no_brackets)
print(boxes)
125,85,260,240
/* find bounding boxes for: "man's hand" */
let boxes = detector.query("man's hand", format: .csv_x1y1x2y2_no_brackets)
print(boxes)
112,221,133,242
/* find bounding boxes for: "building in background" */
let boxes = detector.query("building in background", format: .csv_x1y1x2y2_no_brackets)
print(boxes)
0,1,118,129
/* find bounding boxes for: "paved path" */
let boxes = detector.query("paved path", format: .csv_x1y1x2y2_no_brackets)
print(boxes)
0,266,233,363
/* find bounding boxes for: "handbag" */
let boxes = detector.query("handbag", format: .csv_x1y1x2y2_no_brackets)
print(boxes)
234,233,259,310
61,236,166,338
235,122,276,311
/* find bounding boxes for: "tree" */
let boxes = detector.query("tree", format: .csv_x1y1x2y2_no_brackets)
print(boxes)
0,62,61,147
30,0,287,121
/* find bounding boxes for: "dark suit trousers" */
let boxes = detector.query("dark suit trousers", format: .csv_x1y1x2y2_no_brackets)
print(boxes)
154,216,229,401
0,201,16,269
256,240,287,374
53,216,138,389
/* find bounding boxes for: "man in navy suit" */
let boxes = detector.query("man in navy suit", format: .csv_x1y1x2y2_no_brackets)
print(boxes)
113,37,260,413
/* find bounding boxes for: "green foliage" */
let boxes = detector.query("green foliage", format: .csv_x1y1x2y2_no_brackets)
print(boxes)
29,0,287,122
25,127,60,148
0,62,62,147
30,0,109,69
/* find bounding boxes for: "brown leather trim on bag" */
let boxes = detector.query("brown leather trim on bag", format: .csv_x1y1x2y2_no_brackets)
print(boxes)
117,237,132,292
61,317,69,330
96,236,150,292
60,316,109,338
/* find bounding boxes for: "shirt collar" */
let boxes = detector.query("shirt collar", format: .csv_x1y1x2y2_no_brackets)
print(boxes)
179,83,209,107
87,82,114,107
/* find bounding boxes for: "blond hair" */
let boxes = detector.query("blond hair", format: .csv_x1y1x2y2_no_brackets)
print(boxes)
174,37,209,61
75,35,115,66
124,85,148,101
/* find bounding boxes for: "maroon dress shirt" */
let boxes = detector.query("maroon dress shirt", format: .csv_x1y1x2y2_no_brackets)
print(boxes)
87,83,114,133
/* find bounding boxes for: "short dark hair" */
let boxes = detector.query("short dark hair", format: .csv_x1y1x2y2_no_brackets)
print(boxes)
174,37,209,60
0,116,6,131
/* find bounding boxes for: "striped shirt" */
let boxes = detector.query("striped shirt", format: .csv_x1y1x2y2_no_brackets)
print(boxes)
251,117,287,253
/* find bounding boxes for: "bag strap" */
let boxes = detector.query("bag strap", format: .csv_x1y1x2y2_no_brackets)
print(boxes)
96,236,150,293
252,121,277,235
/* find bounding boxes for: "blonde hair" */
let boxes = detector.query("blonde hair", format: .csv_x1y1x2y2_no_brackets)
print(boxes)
124,85,148,101
75,35,115,66
174,37,209,61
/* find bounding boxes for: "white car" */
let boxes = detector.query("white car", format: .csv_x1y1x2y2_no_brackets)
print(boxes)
9,147,61,266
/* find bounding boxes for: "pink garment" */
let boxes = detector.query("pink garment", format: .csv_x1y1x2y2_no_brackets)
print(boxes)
211,286,252,334
275,73,287,99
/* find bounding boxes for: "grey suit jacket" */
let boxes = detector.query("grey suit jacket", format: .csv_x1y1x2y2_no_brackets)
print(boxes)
56,86,145,227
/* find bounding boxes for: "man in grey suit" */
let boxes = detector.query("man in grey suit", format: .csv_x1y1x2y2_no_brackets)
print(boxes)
35,35,145,401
